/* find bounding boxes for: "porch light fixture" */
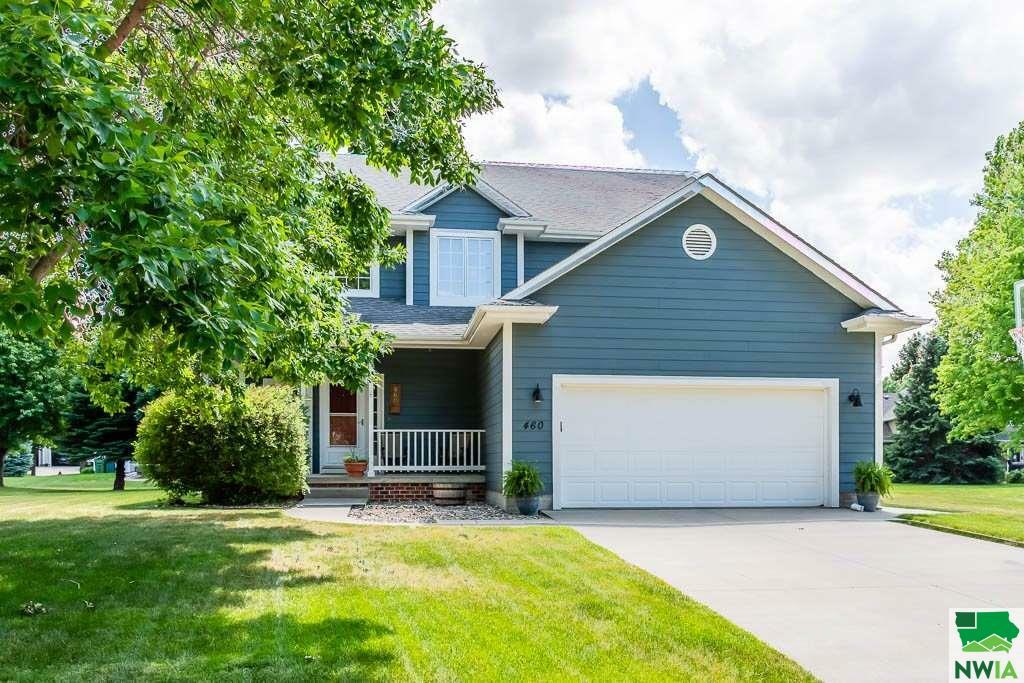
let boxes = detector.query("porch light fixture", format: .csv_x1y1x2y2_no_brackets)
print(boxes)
531,384,543,404
847,388,863,407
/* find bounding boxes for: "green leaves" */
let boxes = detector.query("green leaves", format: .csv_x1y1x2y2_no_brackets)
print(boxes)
935,121,1024,443
0,0,496,393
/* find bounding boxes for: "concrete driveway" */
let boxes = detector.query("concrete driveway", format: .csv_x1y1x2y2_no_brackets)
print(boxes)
545,508,1024,683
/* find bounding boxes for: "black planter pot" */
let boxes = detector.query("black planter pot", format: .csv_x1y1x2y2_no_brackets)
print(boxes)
516,496,540,516
857,492,880,512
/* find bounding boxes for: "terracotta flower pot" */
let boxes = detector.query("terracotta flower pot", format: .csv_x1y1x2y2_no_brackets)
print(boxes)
344,461,367,478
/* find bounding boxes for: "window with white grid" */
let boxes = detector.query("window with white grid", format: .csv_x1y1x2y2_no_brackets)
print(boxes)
430,230,500,306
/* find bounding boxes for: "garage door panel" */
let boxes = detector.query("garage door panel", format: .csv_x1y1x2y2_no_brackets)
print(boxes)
664,482,694,503
633,481,662,502
557,380,828,508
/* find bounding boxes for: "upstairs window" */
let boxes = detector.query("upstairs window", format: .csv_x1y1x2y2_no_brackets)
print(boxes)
430,229,501,306
341,265,379,298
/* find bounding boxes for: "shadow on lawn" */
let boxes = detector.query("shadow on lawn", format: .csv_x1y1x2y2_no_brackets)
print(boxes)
0,514,396,679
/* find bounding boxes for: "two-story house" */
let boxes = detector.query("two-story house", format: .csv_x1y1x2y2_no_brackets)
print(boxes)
308,155,927,510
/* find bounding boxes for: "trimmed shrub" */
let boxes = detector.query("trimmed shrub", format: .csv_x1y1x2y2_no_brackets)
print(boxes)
1007,469,1024,484
135,386,307,504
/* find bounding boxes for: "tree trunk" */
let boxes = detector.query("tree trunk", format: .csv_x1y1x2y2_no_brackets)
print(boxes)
0,448,6,488
113,458,126,491
101,0,157,56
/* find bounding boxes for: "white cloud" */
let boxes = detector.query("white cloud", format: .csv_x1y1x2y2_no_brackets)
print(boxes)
436,0,1024,369
463,93,643,167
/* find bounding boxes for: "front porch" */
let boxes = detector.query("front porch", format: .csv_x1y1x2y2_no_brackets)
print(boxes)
308,348,500,495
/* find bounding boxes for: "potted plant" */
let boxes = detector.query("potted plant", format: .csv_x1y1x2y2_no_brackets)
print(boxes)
502,460,543,515
343,453,367,478
853,460,894,512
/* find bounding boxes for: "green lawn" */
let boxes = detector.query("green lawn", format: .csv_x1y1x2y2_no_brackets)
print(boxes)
0,475,812,682
888,482,1024,544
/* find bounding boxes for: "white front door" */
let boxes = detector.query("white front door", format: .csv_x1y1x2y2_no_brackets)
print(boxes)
319,383,366,470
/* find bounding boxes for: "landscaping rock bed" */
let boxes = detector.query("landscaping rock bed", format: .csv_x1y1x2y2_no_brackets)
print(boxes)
348,502,538,524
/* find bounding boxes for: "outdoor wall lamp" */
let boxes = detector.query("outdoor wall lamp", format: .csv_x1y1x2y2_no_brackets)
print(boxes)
532,384,543,404
848,388,863,407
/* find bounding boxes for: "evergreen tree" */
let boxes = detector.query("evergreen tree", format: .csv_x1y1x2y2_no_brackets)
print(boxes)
886,332,1004,483
56,378,156,491
1,446,33,478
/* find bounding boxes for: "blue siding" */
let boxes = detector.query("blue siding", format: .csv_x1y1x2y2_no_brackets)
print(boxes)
511,194,874,495
523,241,584,280
413,229,430,306
379,235,406,301
379,349,481,430
478,334,503,492
429,189,507,230
501,234,517,295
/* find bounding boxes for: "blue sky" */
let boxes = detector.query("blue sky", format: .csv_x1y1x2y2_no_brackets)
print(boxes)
614,79,696,172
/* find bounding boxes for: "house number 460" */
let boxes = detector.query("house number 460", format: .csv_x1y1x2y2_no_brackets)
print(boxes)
521,420,544,431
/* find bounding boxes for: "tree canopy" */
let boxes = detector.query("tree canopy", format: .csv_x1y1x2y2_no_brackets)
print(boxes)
1,0,498,401
886,332,1003,483
933,120,1024,439
0,330,70,485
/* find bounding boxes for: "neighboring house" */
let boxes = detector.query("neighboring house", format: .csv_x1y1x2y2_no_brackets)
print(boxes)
882,392,900,444
309,155,928,510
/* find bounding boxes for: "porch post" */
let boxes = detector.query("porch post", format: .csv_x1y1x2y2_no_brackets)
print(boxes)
366,381,376,477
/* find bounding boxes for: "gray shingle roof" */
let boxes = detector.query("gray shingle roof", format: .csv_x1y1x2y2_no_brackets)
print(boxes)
347,298,473,340
334,154,695,238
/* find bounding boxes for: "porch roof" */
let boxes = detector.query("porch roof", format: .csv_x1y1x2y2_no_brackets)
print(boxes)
348,299,473,341
347,298,557,347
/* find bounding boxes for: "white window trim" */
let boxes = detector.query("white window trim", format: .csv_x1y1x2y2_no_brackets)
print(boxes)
343,264,380,298
429,228,501,307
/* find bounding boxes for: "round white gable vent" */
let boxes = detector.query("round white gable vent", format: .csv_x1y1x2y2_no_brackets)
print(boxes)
682,224,717,260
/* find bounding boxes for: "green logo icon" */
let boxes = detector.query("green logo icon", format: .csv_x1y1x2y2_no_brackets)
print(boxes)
956,612,1020,653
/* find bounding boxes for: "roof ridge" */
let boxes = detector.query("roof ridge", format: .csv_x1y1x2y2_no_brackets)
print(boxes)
480,159,694,176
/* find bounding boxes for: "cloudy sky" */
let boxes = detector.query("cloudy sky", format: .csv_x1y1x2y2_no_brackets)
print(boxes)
434,0,1024,369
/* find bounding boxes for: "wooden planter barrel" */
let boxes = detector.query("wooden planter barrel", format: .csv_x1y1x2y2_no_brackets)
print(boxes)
432,482,466,506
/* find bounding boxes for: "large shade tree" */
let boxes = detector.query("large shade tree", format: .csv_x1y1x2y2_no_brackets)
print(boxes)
934,121,1024,439
0,330,70,486
1,0,498,406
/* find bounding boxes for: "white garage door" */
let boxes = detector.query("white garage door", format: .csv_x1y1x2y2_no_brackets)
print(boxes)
554,376,836,509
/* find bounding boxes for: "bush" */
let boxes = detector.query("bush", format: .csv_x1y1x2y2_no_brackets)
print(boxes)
854,460,894,497
135,386,308,504
502,460,543,498
1007,469,1024,484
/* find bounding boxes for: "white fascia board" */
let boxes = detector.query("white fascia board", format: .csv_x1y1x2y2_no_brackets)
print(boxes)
841,312,931,336
534,231,601,242
498,217,547,235
390,213,435,233
696,177,899,310
503,179,701,299
389,304,558,350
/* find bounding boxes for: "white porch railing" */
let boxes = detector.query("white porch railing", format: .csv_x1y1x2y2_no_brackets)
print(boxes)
372,429,485,473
